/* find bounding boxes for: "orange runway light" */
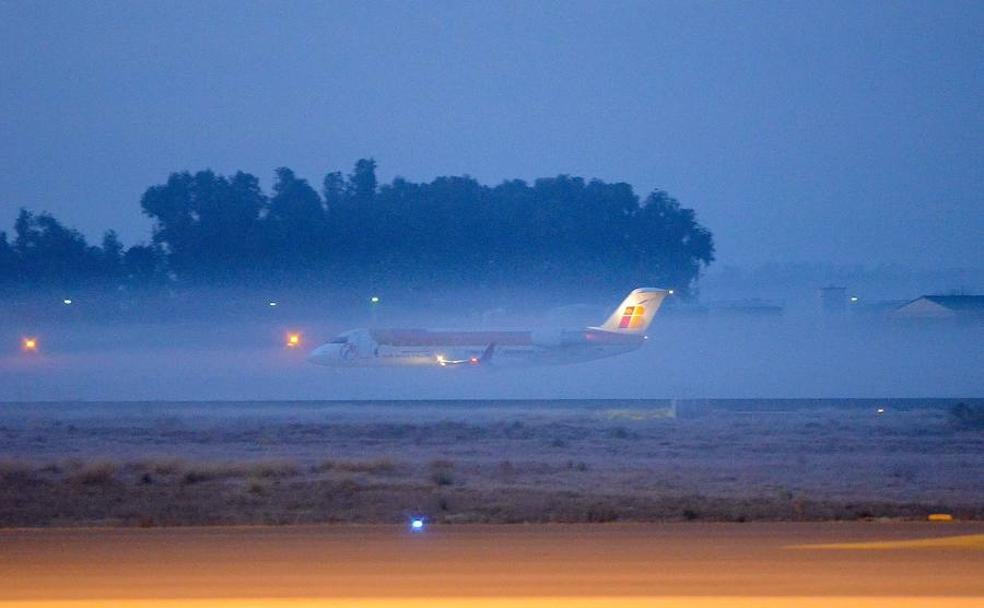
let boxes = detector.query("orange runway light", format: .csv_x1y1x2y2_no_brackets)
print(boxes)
286,333,301,348
22,337,38,352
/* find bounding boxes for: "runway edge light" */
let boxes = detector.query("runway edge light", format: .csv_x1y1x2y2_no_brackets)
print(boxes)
409,517,426,532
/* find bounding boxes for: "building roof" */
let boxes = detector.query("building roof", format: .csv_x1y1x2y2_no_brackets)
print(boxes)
920,295,984,312
892,295,984,319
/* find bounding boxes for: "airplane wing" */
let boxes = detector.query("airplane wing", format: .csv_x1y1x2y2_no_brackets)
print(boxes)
437,343,495,367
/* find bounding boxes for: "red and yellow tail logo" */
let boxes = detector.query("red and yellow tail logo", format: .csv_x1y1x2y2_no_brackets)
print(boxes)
618,305,646,329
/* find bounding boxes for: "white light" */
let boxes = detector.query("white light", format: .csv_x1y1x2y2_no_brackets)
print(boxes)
63,299,72,305
370,296,380,304
876,408,885,415
668,289,675,295
268,301,278,307
410,518,425,532
850,296,860,303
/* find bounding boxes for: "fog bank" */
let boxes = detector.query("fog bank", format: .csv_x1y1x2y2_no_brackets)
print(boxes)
2,287,980,401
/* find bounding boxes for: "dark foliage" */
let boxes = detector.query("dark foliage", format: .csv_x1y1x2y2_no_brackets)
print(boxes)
0,160,714,293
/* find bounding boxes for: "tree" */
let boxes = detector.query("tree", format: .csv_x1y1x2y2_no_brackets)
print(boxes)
100,230,124,279
322,171,345,210
123,244,163,284
140,172,197,276
12,208,101,284
348,158,377,203
0,231,16,282
140,170,266,281
635,190,715,293
4,160,716,293
264,167,327,268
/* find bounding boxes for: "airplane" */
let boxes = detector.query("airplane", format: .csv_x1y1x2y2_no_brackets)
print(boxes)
307,287,668,368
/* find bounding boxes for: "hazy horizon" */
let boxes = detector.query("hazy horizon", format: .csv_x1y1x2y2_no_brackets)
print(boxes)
3,284,981,401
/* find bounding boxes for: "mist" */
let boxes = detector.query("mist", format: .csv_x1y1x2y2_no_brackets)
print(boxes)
2,283,980,402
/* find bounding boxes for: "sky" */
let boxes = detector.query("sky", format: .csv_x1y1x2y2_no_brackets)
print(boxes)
1,0,981,269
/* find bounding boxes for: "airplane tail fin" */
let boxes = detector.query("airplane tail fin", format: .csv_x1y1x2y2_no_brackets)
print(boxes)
597,287,668,334
478,342,495,364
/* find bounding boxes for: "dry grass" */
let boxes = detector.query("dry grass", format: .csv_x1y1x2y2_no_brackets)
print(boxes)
67,461,118,486
429,459,455,486
0,455,981,528
0,459,35,484
180,460,300,484
130,457,187,476
313,458,398,475
249,460,301,478
2,400,981,528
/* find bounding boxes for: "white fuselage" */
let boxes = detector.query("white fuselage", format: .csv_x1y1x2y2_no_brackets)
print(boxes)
307,327,645,368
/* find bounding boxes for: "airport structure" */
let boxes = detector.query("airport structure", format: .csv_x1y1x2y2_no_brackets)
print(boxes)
892,295,984,321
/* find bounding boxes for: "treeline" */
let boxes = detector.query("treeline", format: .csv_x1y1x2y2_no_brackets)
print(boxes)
0,159,714,294
0,210,160,288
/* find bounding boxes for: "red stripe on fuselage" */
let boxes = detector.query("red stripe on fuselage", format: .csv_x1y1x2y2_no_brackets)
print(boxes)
369,329,533,347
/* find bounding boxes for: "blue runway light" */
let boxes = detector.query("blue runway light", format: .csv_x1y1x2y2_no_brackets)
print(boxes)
410,517,425,532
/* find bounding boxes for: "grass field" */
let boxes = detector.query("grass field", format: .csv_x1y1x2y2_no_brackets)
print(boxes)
1,399,981,526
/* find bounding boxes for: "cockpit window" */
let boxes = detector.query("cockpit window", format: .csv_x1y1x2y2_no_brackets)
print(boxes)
329,337,348,344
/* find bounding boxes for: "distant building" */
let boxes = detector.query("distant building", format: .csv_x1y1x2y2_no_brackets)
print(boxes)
892,295,984,321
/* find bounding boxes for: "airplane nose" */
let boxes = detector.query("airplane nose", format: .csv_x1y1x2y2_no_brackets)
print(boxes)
307,344,334,364
308,343,349,365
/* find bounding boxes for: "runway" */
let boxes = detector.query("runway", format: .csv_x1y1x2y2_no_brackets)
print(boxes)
1,523,981,607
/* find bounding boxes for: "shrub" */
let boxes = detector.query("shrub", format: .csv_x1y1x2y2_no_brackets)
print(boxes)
69,461,118,486
248,460,300,479
315,458,397,475
181,463,242,484
142,458,187,476
430,459,455,486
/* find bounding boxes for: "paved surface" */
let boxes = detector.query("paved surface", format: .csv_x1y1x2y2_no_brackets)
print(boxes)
1,523,982,607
